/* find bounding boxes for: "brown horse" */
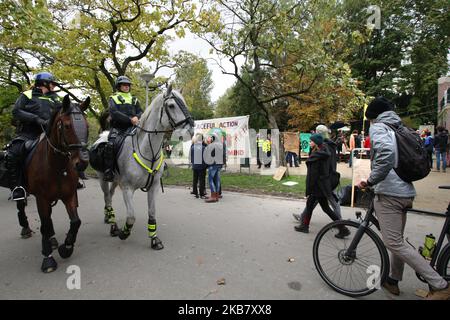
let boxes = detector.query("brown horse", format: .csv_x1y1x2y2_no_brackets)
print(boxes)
20,95,90,273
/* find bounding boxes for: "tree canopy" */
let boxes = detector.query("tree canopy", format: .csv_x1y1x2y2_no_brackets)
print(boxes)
0,0,448,138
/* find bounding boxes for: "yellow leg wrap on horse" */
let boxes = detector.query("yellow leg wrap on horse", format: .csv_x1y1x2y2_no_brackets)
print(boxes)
148,224,156,237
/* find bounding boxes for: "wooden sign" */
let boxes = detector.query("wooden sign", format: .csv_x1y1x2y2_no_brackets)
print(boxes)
283,132,300,153
273,166,287,181
351,154,371,207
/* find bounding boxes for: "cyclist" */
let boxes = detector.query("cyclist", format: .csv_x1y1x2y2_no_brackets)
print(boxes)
357,96,450,299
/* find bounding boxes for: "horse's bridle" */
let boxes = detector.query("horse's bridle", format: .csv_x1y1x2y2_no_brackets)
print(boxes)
161,91,195,130
132,90,193,191
44,105,88,157
57,106,88,151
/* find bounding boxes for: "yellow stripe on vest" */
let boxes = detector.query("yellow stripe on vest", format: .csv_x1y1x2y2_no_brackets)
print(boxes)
23,90,33,99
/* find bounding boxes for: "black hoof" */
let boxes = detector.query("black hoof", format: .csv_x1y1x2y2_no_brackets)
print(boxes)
41,256,57,273
150,237,164,250
118,230,130,240
50,237,59,250
58,244,74,259
110,223,119,237
20,227,32,239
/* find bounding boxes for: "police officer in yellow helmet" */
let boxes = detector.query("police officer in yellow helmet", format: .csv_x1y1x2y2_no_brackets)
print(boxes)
103,76,142,182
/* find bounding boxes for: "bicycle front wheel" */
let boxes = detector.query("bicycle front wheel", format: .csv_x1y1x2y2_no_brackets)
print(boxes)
313,220,390,297
437,243,450,281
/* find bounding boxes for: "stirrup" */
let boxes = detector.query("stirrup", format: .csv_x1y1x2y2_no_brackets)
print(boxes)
10,186,26,201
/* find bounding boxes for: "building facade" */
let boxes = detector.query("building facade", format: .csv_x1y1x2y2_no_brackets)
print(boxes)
438,77,450,131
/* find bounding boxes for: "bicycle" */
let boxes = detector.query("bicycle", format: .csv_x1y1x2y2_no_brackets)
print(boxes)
312,186,450,297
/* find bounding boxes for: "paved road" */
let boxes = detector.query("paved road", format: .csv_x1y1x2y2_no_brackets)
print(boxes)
0,179,446,300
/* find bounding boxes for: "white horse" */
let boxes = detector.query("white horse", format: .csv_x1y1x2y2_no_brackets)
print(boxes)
93,85,194,249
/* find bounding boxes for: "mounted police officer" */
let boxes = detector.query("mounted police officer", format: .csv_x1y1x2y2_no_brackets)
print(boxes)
103,75,142,182
8,72,61,201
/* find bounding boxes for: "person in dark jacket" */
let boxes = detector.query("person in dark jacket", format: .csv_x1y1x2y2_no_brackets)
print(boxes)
103,76,143,182
190,134,207,198
424,131,434,169
294,134,349,236
434,126,448,173
7,72,60,201
293,125,345,236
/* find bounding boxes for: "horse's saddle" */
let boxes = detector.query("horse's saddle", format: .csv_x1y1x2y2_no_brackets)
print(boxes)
89,128,135,173
0,135,42,189
24,134,44,167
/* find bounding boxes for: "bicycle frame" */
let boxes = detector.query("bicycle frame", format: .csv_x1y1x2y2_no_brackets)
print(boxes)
344,193,380,258
408,202,450,269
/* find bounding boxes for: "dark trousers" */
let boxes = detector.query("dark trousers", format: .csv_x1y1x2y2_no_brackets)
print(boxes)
257,147,262,168
427,150,433,169
6,140,26,188
192,169,206,196
301,194,340,226
286,152,299,167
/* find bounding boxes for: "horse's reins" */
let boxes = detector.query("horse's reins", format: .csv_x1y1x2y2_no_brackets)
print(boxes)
131,92,193,192
41,123,72,158
41,107,88,158
40,105,88,205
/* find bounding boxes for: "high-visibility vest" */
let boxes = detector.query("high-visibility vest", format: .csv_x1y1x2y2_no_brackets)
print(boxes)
257,138,264,148
110,92,137,105
262,140,271,152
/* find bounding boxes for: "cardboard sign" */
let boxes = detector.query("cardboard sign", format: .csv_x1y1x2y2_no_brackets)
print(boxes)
273,166,287,181
351,151,371,207
283,132,300,154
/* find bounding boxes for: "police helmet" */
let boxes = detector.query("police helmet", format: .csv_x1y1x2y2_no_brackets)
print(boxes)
35,72,57,87
115,76,132,89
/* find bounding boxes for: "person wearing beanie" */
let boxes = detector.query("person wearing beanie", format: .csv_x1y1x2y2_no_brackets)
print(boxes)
357,96,450,299
293,125,344,233
294,134,349,237
310,133,323,145
364,96,395,120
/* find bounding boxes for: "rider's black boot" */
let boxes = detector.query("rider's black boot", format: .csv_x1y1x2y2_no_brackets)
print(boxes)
6,155,26,201
103,143,115,182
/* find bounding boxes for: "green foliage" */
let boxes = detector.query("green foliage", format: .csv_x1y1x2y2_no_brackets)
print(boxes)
173,51,214,120
0,86,20,145
206,0,366,129
342,0,450,124
214,72,268,130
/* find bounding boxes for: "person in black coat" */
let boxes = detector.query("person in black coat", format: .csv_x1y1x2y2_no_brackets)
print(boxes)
190,134,207,198
294,134,349,236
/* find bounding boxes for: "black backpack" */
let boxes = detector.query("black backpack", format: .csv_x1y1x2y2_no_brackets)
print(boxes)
384,123,430,182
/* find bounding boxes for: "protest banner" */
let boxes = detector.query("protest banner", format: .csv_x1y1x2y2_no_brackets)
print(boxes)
181,116,250,165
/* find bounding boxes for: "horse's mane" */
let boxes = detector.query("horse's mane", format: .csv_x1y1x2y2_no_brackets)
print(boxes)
139,92,163,126
48,107,61,133
139,89,185,128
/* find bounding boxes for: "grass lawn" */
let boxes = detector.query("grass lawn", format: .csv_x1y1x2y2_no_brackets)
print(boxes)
162,166,351,198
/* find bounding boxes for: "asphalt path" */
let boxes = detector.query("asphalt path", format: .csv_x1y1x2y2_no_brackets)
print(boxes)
0,179,446,300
